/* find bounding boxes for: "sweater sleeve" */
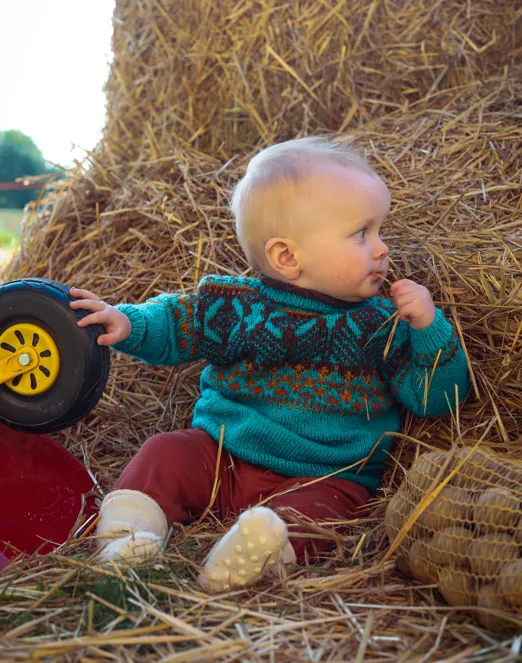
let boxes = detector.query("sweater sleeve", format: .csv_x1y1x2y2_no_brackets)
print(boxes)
110,275,258,366
385,308,470,417
111,293,201,366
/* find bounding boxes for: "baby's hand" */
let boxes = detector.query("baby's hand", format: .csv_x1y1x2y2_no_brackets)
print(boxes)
390,279,436,330
70,288,131,346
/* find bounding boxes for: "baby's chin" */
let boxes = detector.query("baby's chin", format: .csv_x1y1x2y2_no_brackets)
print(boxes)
330,291,368,303
339,281,384,302
294,277,383,303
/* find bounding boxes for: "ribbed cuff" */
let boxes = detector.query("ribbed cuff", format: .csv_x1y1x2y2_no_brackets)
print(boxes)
111,304,147,354
410,308,453,355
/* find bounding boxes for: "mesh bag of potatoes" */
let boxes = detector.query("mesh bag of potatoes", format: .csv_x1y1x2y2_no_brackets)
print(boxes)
385,447,522,631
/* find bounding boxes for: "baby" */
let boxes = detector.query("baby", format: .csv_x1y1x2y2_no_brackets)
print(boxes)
71,137,470,591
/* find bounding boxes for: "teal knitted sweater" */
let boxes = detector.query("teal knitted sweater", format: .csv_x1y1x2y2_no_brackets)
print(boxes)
113,275,470,492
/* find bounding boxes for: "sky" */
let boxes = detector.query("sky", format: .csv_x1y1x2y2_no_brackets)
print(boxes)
0,0,115,168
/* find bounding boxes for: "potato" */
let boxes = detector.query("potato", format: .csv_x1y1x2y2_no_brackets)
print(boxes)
477,584,511,631
449,448,498,490
451,448,522,490
469,534,519,577
503,465,522,489
511,509,522,544
428,526,474,566
418,486,473,533
407,452,445,494
438,567,475,607
496,560,522,608
409,540,438,584
473,487,520,533
385,490,412,544
396,552,412,577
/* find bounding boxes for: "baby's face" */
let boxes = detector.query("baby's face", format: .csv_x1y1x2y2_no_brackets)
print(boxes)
290,164,391,302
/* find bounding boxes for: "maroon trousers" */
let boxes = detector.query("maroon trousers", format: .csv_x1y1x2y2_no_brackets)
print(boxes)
114,429,369,564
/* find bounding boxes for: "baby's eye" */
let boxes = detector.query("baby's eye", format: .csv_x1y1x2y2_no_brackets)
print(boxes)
353,228,366,239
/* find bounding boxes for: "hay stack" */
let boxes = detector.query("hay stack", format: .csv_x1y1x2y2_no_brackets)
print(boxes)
1,0,522,659
105,0,518,155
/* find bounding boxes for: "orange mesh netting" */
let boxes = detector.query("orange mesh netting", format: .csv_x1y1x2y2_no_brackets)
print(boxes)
385,447,522,631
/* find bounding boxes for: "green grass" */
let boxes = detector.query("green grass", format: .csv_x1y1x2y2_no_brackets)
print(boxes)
0,209,24,234
0,229,18,249
0,209,23,248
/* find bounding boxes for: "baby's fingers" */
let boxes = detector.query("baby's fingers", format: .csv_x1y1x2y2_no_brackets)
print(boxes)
96,331,121,346
70,298,106,312
70,287,100,301
396,308,414,322
391,284,417,300
395,293,417,308
77,310,110,327
390,279,415,293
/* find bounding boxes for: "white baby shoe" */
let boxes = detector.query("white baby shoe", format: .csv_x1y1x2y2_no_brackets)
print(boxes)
198,506,295,592
96,489,169,564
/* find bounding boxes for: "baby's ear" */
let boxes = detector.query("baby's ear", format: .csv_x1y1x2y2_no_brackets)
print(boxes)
265,238,300,280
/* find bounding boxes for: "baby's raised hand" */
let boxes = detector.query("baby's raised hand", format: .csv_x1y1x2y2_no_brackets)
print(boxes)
390,279,436,330
70,288,131,346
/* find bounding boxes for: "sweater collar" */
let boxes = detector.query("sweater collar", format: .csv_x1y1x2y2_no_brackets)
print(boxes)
259,275,365,312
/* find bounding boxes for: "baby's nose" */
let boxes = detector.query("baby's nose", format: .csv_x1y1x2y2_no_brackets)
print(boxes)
373,240,389,258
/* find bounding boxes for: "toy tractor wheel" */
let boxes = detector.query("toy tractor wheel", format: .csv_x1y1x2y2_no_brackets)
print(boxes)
0,278,110,433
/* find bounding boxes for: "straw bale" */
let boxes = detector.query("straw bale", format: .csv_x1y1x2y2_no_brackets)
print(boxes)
1,0,522,659
105,0,519,155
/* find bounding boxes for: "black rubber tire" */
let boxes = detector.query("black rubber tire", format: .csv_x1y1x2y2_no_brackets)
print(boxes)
0,278,110,433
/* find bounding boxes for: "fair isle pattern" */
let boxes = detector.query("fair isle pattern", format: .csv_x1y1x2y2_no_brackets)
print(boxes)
194,278,391,370
205,362,395,416
119,294,200,364
117,275,460,415
191,276,458,416
173,294,200,361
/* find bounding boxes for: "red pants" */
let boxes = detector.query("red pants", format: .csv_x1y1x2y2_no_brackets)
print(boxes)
114,429,368,564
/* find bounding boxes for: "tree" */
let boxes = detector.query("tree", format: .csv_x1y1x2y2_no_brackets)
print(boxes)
2,130,44,160
0,131,53,209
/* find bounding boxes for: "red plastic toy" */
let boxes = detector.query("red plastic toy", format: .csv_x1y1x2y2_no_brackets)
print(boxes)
0,423,96,569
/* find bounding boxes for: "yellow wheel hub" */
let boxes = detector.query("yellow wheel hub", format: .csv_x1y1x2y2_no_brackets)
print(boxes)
0,323,60,395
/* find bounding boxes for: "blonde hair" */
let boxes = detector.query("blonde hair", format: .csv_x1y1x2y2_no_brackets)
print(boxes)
230,136,374,271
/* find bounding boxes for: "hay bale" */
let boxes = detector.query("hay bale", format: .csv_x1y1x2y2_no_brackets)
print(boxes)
1,0,522,658
105,0,517,155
